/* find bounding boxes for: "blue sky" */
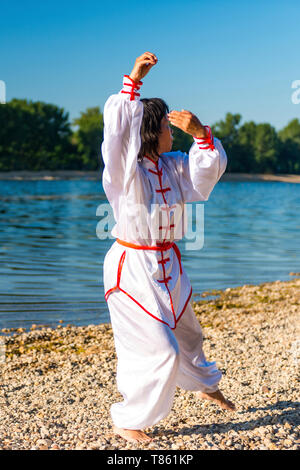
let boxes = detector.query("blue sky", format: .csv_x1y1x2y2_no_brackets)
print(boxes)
1,0,300,129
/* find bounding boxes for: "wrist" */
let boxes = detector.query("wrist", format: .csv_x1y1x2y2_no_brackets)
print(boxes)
193,126,215,151
193,126,207,139
121,75,143,101
129,74,141,84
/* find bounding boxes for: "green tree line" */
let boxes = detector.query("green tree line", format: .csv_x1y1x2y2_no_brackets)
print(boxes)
0,98,299,173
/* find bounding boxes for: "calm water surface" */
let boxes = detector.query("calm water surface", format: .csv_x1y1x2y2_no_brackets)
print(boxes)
0,179,299,330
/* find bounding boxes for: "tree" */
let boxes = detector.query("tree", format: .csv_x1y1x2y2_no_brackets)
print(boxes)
278,119,300,173
72,107,104,170
170,126,194,153
0,98,79,171
236,121,257,172
211,113,243,172
254,123,279,173
1,97,299,174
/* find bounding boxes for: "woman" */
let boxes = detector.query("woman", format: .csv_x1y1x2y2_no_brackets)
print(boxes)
102,52,235,443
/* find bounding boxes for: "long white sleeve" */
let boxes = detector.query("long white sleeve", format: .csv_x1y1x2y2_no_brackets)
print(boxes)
101,76,144,203
164,132,228,203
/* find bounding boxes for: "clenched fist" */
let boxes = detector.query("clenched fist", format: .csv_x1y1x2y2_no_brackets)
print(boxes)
167,110,207,139
129,52,158,83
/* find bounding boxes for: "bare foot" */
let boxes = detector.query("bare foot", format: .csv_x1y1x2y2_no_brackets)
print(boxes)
113,426,153,443
197,389,236,411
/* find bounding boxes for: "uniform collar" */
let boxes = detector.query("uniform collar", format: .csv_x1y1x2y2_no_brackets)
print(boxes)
141,155,161,171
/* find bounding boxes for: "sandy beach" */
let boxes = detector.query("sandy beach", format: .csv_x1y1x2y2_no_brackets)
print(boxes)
1,170,300,183
0,276,299,450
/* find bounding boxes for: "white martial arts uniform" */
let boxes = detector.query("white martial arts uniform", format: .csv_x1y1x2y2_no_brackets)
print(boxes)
102,75,228,430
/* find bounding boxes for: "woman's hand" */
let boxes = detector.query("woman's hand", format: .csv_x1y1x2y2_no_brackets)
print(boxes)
167,110,207,139
129,52,158,83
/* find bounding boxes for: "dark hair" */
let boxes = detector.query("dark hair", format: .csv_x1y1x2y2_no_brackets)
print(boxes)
137,98,169,162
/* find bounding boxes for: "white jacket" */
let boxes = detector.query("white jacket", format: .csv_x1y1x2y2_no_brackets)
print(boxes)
102,75,227,329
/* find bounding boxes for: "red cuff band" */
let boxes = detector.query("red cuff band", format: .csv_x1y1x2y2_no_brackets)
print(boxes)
124,74,143,86
193,126,215,150
121,75,143,101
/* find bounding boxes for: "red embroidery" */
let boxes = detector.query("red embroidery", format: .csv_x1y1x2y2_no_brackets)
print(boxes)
123,83,139,87
176,287,193,325
159,224,174,230
118,285,193,331
157,247,176,326
166,284,176,327
117,250,126,286
193,125,215,150
104,250,126,301
121,75,143,101
104,286,117,300
144,155,159,165
118,287,171,328
158,257,170,264
157,276,172,283
172,243,183,274
155,187,171,194
147,160,174,243
148,168,163,176
116,239,174,251
121,90,141,100
124,74,143,86
105,240,188,329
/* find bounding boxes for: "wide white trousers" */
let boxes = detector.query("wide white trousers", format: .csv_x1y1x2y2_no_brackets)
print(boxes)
107,289,222,430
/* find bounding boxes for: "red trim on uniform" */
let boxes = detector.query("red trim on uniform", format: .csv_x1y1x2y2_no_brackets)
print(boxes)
155,187,171,194
121,90,140,100
123,75,143,86
158,257,170,264
105,241,189,330
147,160,171,243
157,276,172,283
157,248,176,326
159,224,174,230
117,251,126,286
117,285,193,330
176,287,193,324
116,238,174,251
165,282,176,326
123,83,139,88
121,75,143,101
104,250,126,301
144,155,158,165
172,243,183,274
148,168,163,176
104,286,118,300
156,165,170,240
193,125,215,150
156,241,171,247
118,287,171,328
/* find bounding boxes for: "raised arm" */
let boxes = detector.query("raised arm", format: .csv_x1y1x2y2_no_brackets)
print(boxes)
102,53,157,201
167,110,228,202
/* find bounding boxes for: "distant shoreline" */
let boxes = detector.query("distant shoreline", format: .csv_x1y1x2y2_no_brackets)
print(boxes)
1,170,300,183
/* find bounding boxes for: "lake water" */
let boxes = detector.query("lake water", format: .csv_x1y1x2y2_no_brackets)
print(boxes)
0,178,299,330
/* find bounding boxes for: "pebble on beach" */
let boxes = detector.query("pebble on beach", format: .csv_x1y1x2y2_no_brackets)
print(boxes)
0,277,299,450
